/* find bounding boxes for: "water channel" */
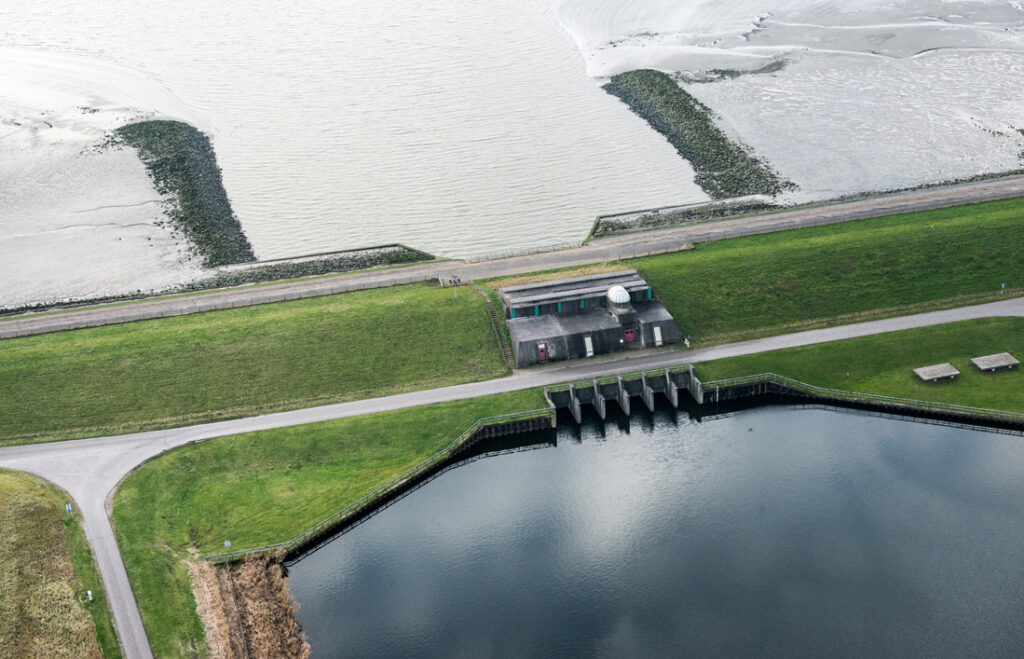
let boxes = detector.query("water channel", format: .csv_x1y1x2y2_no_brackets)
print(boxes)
287,402,1024,657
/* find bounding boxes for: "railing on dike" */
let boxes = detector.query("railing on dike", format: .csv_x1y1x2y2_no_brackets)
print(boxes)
703,372,1024,423
202,408,553,564
546,365,692,392
464,241,583,263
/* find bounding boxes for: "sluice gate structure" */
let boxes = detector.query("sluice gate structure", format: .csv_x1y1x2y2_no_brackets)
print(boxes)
544,365,702,423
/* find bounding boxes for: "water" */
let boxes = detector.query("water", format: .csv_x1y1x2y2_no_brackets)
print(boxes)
287,404,1024,657
557,0,1024,200
0,0,705,261
5,1,1024,307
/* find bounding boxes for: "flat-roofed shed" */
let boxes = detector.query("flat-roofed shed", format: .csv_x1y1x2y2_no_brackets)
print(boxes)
913,363,960,382
970,352,1019,372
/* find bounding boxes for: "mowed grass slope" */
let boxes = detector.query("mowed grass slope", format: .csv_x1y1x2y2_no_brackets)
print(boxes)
0,469,120,658
112,390,546,658
631,197,1024,343
696,317,1024,413
0,283,506,444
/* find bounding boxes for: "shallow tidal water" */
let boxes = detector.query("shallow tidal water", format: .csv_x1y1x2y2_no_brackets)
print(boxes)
5,1,1024,307
0,0,705,262
288,404,1024,658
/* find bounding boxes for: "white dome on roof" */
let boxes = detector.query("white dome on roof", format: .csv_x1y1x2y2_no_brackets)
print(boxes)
607,285,630,305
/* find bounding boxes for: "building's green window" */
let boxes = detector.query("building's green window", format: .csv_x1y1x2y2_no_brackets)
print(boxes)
647,289,652,299
535,305,539,316
557,302,562,313
580,299,585,310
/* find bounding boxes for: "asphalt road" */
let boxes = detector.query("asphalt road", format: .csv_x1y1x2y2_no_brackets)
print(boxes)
2,295,1023,658
4,174,1024,339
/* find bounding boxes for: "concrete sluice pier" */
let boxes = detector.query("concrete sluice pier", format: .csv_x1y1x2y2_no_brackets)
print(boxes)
545,365,702,423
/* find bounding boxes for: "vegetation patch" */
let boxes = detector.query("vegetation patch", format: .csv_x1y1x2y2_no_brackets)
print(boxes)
188,555,309,659
112,390,545,657
0,283,507,444
0,469,120,658
109,120,255,267
695,318,1024,413
591,198,778,237
603,69,794,199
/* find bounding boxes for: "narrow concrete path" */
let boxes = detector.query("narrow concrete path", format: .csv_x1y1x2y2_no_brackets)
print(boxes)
4,175,1024,339
2,295,1023,658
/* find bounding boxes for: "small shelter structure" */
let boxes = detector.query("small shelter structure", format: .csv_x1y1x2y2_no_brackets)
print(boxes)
913,363,960,383
498,270,681,367
970,352,1019,372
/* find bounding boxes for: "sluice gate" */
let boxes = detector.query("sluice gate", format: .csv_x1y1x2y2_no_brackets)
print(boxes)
545,366,698,420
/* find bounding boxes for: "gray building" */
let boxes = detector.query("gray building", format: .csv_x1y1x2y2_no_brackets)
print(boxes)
498,270,681,367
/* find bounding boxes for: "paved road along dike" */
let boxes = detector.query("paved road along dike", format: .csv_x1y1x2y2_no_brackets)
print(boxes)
4,174,1024,340
2,295,1023,658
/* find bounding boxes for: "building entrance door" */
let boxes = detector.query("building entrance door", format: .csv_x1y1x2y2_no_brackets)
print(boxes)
624,329,636,343
538,343,547,362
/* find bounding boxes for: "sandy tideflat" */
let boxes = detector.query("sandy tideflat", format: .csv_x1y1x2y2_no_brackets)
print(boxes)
0,48,209,309
557,0,1024,200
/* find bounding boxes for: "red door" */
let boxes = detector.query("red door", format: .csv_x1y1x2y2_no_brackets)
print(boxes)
538,344,547,361
624,329,636,343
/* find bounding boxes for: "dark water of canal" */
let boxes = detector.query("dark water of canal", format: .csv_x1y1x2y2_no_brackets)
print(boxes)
287,403,1024,658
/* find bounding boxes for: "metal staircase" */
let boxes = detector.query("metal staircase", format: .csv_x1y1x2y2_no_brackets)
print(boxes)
471,283,515,370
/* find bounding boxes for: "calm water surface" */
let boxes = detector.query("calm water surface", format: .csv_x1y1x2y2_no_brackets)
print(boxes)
288,404,1024,658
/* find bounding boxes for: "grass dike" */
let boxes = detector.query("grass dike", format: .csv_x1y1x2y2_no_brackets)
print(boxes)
695,317,1024,414
107,320,1024,655
5,196,1023,445
109,120,256,268
111,390,545,656
603,69,794,199
0,282,508,445
0,469,121,658
628,196,1024,345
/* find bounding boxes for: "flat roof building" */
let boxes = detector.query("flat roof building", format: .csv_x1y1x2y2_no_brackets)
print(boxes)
913,363,960,383
970,352,1019,372
498,271,681,367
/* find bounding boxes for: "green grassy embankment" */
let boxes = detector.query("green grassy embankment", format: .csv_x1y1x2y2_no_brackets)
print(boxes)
603,69,793,198
482,197,1024,347
629,197,1024,344
0,283,507,445
0,469,121,658
112,389,546,658
696,318,1024,413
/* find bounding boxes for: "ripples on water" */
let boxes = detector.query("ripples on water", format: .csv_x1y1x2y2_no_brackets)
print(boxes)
5,1,1024,262
0,0,705,260
287,404,1024,658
